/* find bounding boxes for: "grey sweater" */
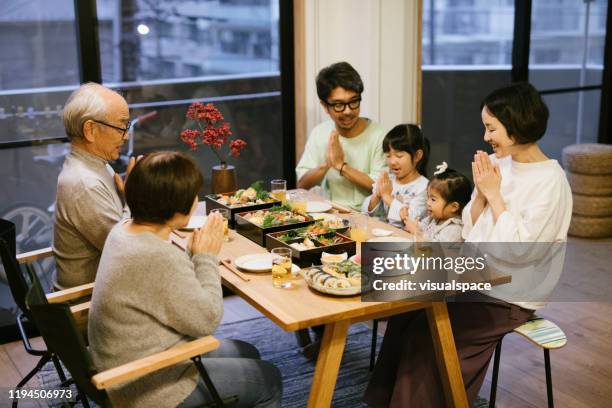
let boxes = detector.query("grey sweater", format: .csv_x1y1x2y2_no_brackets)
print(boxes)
88,222,223,408
53,147,126,288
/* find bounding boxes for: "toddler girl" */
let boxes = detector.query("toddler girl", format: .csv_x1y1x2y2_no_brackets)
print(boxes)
401,162,472,242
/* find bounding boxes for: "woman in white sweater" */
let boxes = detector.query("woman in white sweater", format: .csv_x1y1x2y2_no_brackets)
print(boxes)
364,83,572,407
89,152,282,408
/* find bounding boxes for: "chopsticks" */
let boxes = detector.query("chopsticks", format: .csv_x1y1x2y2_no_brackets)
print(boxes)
172,230,188,239
220,259,251,282
329,201,353,214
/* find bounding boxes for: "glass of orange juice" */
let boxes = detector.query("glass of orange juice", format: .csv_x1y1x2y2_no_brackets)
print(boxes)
271,248,292,288
349,212,369,243
270,179,287,204
212,209,230,242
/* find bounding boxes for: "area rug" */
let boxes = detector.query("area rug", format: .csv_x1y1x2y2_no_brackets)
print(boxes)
38,316,488,407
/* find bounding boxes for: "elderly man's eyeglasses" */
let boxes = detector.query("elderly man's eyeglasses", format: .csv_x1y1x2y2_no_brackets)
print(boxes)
91,119,133,137
325,98,361,113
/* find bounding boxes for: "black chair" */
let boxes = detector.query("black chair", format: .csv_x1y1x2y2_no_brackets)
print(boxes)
0,219,68,406
26,269,237,408
370,319,379,371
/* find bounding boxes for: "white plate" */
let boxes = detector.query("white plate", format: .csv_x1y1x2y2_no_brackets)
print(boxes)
234,253,300,274
182,215,207,230
308,212,339,222
367,236,413,243
306,201,333,213
371,228,394,237
367,236,413,251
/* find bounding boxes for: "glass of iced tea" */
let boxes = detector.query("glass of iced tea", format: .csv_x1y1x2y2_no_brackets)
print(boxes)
271,248,292,288
212,209,230,242
349,212,369,243
270,179,287,204
288,191,307,214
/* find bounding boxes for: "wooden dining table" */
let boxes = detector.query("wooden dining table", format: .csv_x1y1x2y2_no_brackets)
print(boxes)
173,198,510,408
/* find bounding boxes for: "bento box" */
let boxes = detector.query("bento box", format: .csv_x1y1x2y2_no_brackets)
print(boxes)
234,205,315,246
204,182,280,228
265,228,356,268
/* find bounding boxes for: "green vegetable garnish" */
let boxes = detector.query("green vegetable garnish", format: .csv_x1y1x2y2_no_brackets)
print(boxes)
269,204,292,212
262,214,275,228
249,181,270,200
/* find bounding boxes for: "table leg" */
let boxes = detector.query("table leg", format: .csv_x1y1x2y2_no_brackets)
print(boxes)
307,320,350,408
426,302,469,408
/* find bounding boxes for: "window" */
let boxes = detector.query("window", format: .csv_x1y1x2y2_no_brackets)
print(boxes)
0,0,287,331
98,0,279,82
423,0,608,171
530,0,607,69
0,0,80,323
423,0,514,66
422,0,515,180
95,0,285,204
529,0,608,152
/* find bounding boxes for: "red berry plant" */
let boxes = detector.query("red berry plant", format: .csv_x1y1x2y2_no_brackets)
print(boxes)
180,102,247,165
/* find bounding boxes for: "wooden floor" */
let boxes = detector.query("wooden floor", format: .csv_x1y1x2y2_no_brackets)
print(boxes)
1,238,610,407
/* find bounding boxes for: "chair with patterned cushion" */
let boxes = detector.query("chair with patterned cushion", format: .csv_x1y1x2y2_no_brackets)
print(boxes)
489,315,567,408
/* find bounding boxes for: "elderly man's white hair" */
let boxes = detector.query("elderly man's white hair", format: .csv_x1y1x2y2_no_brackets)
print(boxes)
62,82,122,141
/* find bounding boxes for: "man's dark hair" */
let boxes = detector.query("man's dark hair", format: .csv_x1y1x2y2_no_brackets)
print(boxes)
316,61,364,101
382,124,430,177
126,151,203,224
481,82,549,144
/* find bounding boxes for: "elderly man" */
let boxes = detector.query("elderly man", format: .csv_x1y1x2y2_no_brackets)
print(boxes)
296,61,387,211
53,83,137,288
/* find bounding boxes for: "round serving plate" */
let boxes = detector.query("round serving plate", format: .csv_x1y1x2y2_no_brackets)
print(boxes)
300,268,362,296
235,253,300,273
306,201,333,213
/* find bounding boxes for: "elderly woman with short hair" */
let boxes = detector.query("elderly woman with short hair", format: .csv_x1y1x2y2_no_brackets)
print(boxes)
89,151,282,408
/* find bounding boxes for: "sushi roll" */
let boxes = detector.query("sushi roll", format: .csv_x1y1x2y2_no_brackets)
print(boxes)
348,276,361,287
324,277,351,289
315,272,335,286
305,268,323,283
304,268,320,279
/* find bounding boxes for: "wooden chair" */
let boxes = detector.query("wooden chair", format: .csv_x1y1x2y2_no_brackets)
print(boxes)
25,271,236,408
0,219,92,407
489,315,567,408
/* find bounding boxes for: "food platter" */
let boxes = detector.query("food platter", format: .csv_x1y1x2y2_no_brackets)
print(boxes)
234,204,315,246
266,228,356,268
300,260,363,296
204,182,281,228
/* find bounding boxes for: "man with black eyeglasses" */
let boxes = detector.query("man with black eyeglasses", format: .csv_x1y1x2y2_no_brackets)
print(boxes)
296,61,387,211
53,83,139,288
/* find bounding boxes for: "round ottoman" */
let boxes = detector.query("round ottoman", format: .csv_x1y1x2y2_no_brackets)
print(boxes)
563,143,612,238
572,194,612,217
562,143,612,174
565,172,612,196
568,214,612,239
